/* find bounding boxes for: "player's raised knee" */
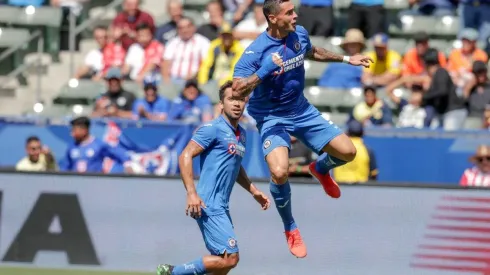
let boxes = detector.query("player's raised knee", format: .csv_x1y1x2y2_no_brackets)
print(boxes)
225,253,239,269
270,165,289,183
343,146,357,162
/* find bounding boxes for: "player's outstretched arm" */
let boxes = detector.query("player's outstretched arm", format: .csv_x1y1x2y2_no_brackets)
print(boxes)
179,140,206,217
232,76,262,98
306,46,374,68
236,166,270,210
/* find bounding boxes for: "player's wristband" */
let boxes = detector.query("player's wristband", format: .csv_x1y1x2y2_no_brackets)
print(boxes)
342,56,350,64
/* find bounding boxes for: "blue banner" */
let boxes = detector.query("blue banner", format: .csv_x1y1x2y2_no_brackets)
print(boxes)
0,118,488,184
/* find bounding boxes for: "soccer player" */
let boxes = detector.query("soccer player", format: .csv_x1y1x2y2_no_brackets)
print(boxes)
232,0,374,258
59,116,133,173
157,81,270,275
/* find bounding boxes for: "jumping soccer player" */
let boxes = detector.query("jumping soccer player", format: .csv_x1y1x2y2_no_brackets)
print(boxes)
157,81,270,275
232,0,373,258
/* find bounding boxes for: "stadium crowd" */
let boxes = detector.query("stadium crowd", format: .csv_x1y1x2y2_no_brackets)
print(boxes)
2,0,490,185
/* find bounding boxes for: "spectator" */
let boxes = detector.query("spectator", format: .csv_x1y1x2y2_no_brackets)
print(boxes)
347,0,385,39
386,81,435,128
423,48,467,130
60,116,132,174
459,0,490,46
288,136,314,178
16,136,56,172
362,33,402,87
448,28,488,89
403,0,456,16
74,26,126,81
92,68,136,118
168,79,213,123
318,29,364,88
485,105,490,128
162,17,210,84
463,61,490,127
233,3,268,49
198,23,244,86
232,0,254,24
197,1,226,41
460,145,490,186
132,81,171,121
155,0,182,45
112,0,155,50
122,23,164,83
298,0,334,37
402,32,447,78
350,86,393,126
333,120,378,184
8,0,44,6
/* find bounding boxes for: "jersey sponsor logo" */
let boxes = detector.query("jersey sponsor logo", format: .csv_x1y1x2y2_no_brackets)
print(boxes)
272,54,305,76
264,140,271,149
228,143,245,157
228,238,237,248
294,40,301,52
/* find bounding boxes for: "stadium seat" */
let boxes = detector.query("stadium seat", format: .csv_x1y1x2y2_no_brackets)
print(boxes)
24,104,71,117
159,81,183,99
333,0,351,9
183,10,206,26
304,61,328,80
434,16,459,37
12,7,63,62
0,6,21,25
326,112,349,125
324,37,343,53
384,0,409,10
0,28,31,75
200,81,219,103
309,36,327,49
304,86,362,109
53,80,105,105
123,81,144,98
183,0,208,11
398,15,438,35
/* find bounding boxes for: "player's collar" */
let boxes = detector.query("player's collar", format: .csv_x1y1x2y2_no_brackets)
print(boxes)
219,115,238,131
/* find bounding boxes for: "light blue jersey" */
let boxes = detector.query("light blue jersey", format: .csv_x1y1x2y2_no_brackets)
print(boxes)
191,115,246,215
234,25,312,120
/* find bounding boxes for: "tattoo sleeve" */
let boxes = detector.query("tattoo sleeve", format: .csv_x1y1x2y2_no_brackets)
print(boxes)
232,75,262,98
306,45,344,63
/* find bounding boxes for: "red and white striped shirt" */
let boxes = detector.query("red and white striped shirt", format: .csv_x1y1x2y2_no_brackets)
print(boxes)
459,167,490,187
163,34,210,80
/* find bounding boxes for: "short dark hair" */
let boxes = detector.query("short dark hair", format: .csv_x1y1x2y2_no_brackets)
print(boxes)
26,136,40,145
178,16,194,26
363,85,376,95
70,116,91,129
423,48,440,66
219,80,233,101
412,84,424,93
93,25,107,31
262,0,289,23
136,23,151,32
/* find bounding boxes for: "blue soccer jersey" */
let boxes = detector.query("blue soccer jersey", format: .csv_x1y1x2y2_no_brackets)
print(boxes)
233,25,312,119
60,137,130,173
191,115,246,215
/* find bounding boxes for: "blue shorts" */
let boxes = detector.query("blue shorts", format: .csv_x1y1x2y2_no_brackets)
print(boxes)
256,104,343,156
196,211,239,255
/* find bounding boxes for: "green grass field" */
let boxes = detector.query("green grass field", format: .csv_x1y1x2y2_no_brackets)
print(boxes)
0,267,152,275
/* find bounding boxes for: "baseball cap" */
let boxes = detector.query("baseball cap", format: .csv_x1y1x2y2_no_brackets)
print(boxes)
219,22,233,35
460,28,479,41
347,119,364,137
413,31,429,43
105,67,122,80
372,33,389,47
472,60,487,73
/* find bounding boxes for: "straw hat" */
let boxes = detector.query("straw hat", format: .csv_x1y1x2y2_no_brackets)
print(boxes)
469,145,490,163
340,29,366,51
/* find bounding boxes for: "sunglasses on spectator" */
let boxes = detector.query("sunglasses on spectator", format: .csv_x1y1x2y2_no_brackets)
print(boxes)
477,157,490,162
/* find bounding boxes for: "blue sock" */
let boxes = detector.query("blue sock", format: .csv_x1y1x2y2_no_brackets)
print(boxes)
270,180,297,231
315,154,348,174
171,258,206,275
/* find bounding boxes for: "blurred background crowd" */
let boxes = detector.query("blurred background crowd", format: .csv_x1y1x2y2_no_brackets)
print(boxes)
0,0,489,186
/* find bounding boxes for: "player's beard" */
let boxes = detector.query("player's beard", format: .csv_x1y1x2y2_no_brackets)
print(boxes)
224,109,243,123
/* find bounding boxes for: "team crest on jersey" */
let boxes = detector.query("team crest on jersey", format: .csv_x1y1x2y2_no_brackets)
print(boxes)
294,41,301,52
264,140,271,149
228,238,237,248
228,143,237,154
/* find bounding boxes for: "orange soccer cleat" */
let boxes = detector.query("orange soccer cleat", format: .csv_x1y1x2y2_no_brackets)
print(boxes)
285,228,307,258
309,162,341,198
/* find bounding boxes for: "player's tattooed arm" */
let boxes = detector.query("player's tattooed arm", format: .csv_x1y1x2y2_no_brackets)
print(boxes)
306,45,344,63
179,140,205,195
232,76,262,98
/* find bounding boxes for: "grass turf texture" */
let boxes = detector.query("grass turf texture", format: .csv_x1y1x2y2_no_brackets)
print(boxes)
0,267,152,275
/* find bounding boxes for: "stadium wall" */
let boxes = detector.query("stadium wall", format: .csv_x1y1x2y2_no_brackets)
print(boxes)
0,172,489,275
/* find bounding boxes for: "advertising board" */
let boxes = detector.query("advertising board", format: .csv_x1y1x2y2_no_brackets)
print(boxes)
0,172,489,275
